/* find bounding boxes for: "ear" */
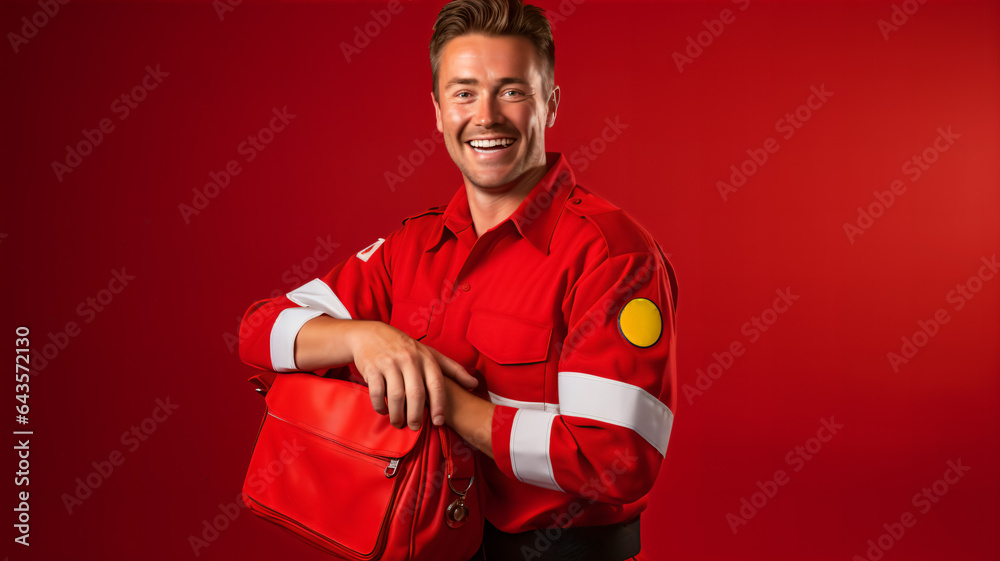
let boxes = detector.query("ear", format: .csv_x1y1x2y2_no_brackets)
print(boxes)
431,91,443,133
546,85,560,128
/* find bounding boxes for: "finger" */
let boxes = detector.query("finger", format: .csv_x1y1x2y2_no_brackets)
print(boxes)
383,369,407,430
420,354,447,427
430,347,479,389
399,359,426,431
365,369,388,416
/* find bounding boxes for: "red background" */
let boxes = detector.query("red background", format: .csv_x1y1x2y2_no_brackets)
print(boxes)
2,0,998,559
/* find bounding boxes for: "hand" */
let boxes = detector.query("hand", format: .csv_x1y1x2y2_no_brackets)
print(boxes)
348,321,479,430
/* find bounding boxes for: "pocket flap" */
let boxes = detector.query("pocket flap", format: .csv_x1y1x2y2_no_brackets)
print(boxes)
265,372,421,457
466,309,552,364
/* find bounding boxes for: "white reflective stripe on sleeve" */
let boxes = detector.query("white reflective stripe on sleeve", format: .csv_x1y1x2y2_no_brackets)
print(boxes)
286,278,353,320
509,408,563,492
558,371,673,456
488,391,561,413
270,307,325,372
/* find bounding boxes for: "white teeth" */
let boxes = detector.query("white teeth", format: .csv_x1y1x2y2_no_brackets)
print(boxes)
469,138,514,148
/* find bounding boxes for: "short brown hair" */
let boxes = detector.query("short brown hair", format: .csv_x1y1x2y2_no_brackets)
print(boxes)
429,0,555,101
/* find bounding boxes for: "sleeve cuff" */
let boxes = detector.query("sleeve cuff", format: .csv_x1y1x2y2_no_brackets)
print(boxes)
269,307,326,372
490,404,518,480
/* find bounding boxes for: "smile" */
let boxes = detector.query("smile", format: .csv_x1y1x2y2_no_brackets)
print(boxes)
466,138,516,154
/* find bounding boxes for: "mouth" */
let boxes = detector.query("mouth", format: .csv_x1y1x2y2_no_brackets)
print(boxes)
466,137,517,155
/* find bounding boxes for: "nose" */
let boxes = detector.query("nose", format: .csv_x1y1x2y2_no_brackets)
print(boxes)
473,94,504,128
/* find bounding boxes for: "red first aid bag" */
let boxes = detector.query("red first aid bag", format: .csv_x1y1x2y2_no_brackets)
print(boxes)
241,370,484,560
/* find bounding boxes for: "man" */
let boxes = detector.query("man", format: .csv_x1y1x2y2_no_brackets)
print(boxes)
239,1,677,559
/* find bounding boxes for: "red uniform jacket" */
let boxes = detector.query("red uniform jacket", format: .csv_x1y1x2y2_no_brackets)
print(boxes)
240,152,678,533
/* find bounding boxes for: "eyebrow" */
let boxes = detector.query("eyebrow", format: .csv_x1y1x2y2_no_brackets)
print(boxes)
444,77,531,89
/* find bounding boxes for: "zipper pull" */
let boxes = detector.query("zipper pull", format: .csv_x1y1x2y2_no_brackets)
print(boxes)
384,458,400,478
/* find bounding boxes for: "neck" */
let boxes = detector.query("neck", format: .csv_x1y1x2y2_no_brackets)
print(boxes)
465,155,553,237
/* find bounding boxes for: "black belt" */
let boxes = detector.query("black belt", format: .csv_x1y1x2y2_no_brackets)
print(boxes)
476,516,641,561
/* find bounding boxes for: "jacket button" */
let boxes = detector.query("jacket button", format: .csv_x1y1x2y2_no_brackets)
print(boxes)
571,198,582,204
460,282,471,292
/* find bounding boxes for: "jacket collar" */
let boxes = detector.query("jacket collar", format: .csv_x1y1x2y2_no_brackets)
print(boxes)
427,152,576,255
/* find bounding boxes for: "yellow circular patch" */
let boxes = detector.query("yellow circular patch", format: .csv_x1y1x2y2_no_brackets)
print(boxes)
618,298,662,348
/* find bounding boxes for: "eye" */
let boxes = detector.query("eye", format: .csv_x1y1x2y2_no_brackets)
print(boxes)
455,91,473,100
501,90,525,100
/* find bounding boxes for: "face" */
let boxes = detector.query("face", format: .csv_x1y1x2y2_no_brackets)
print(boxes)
432,33,559,193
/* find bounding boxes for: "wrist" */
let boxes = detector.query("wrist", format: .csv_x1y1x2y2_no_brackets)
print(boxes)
342,319,369,363
441,378,495,459
442,376,461,426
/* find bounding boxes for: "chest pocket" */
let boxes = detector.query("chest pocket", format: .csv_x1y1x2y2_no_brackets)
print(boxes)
388,298,431,341
466,309,553,403
466,309,552,364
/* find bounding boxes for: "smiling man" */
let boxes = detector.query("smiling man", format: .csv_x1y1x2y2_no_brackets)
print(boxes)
239,1,677,560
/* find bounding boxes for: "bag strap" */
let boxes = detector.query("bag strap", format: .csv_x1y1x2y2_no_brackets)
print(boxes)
247,370,278,397
438,425,475,496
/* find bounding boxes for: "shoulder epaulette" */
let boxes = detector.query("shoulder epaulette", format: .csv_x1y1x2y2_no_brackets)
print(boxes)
401,204,447,226
564,189,617,218
565,189,654,257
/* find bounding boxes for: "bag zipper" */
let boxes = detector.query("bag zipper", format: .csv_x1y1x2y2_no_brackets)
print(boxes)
265,410,400,475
